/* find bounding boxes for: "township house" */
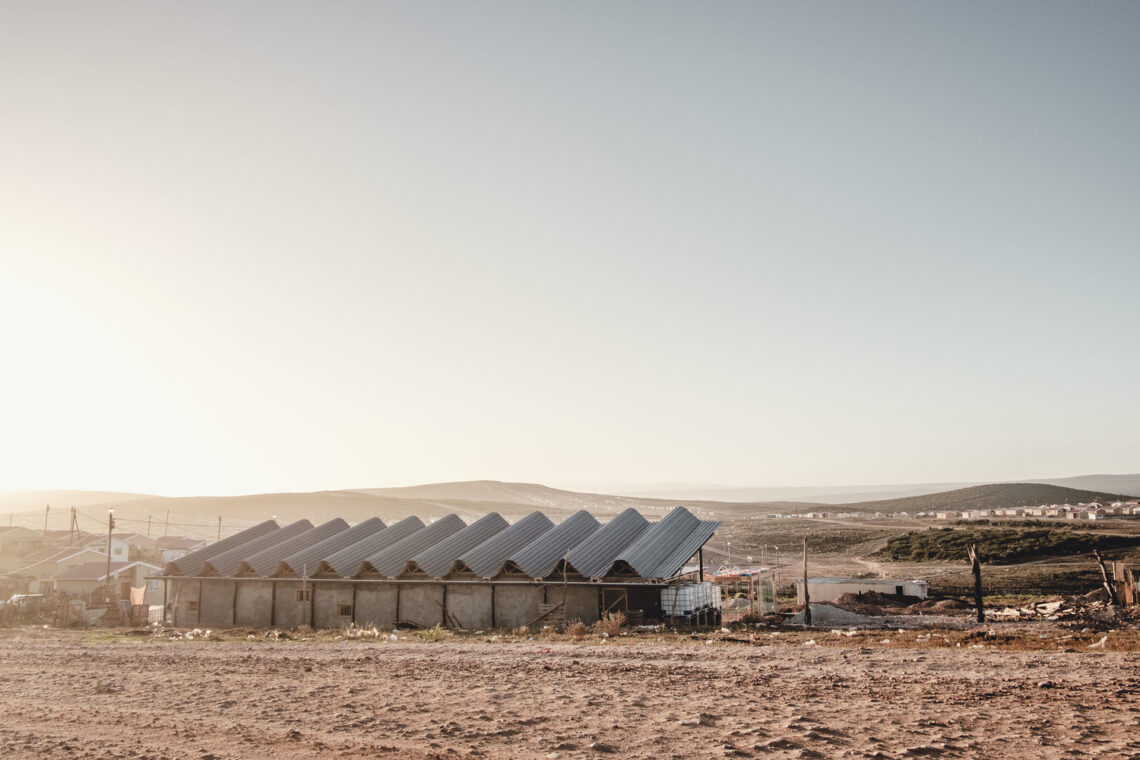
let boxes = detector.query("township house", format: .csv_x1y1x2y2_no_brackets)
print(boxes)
53,560,164,606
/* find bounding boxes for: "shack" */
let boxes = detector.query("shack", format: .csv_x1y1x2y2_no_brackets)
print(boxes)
796,576,928,604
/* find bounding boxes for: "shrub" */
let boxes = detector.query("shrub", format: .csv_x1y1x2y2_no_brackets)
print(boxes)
593,611,626,636
565,620,588,640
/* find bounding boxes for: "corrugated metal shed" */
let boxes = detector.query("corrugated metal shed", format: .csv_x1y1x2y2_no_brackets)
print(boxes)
278,517,387,577
201,520,314,577
614,507,720,580
454,511,554,578
405,513,509,578
363,515,466,577
321,516,426,577
162,520,280,576
507,509,601,579
565,508,650,579
239,518,350,576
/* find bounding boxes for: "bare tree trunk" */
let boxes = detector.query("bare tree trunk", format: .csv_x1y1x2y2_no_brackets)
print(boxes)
967,544,984,624
802,537,811,627
1092,550,1120,606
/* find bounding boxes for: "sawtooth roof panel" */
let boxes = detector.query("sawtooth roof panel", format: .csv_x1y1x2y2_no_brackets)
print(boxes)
279,516,387,576
455,511,554,578
614,507,721,580
202,520,314,577
240,518,350,576
508,510,601,579
321,516,426,577
407,513,509,578
565,508,650,579
364,515,466,577
161,520,280,576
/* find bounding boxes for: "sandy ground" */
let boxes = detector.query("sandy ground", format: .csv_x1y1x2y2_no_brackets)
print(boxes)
0,628,1138,760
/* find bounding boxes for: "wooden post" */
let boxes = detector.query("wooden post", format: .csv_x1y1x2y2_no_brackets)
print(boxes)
802,537,811,626
967,544,984,624
698,547,704,582
1093,550,1120,606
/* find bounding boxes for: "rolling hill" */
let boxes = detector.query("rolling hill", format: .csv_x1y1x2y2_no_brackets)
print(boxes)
828,482,1132,515
1,478,1134,542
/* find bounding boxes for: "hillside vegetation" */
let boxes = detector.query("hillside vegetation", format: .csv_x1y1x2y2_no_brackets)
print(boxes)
876,526,1140,565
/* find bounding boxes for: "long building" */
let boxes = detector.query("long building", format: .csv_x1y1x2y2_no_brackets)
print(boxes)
158,507,719,630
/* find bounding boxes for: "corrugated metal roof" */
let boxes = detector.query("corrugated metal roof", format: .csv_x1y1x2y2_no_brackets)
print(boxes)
201,520,314,577
240,518,350,576
614,507,721,580
160,508,720,582
455,511,554,578
278,517,387,576
405,513,509,578
364,515,466,577
565,508,650,579
320,516,426,577
162,520,280,576
507,509,601,579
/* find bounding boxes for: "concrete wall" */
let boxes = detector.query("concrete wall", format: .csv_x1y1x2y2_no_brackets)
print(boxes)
234,580,274,627
545,585,599,625
199,579,236,627
313,581,356,630
445,584,492,630
493,583,543,629
399,583,444,628
169,579,200,626
354,584,398,629
272,581,309,628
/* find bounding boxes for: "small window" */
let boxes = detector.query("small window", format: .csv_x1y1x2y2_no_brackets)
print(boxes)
296,589,312,603
187,600,199,613
337,604,353,618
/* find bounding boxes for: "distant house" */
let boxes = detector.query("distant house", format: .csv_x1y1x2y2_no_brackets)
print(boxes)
156,536,208,564
935,511,959,520
796,577,928,604
0,527,46,559
53,560,163,605
80,535,131,562
10,547,106,594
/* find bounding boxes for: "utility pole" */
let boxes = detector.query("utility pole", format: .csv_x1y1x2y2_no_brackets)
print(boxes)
967,544,984,624
217,515,222,542
802,537,811,626
43,504,50,536
164,507,170,537
105,509,116,604
146,515,152,538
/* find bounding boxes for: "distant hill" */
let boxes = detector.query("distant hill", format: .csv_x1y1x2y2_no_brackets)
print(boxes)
611,482,979,504
832,483,1132,514
0,490,155,512
4,477,1135,543
1032,474,1140,498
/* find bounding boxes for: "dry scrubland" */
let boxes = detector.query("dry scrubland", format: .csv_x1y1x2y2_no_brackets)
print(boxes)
1,627,1139,760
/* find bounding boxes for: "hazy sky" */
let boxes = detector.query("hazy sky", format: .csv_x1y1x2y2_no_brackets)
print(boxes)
2,2,1138,496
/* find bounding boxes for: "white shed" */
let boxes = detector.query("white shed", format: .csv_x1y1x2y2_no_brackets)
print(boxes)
796,576,928,604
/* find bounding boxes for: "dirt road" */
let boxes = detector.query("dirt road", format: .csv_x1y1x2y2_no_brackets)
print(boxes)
0,628,1137,759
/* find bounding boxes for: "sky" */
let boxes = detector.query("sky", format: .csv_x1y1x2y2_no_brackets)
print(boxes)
1,2,1138,497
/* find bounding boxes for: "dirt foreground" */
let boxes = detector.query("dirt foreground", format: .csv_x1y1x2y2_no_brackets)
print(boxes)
0,628,1137,760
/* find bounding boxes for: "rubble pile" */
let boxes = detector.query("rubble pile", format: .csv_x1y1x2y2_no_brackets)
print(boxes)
986,589,1140,628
